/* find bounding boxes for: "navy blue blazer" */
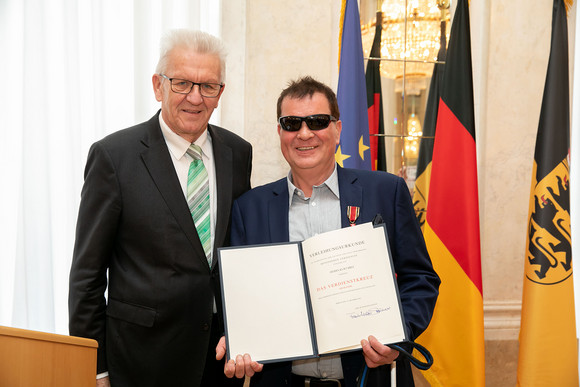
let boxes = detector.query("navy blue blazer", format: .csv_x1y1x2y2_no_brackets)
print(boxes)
230,166,440,387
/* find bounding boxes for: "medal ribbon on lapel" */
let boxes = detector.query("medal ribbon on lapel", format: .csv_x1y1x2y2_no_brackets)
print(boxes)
347,206,360,226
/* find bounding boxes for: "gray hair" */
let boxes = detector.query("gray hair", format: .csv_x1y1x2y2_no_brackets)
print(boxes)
155,29,227,83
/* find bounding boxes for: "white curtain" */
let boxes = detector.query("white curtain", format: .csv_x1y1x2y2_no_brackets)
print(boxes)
0,0,220,335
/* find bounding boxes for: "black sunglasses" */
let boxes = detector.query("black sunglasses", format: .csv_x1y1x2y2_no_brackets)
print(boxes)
278,114,337,132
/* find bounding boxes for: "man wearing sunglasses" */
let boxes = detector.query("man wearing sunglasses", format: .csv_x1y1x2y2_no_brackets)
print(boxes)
217,76,439,386
69,29,251,387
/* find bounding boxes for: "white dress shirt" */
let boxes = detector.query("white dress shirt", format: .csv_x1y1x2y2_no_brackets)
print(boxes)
158,115,217,258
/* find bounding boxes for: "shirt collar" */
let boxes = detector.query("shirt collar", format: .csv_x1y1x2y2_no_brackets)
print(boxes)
286,164,340,207
158,114,211,160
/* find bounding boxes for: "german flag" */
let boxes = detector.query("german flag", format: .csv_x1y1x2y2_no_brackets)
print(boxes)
365,11,386,172
415,0,485,385
412,15,447,230
517,0,578,385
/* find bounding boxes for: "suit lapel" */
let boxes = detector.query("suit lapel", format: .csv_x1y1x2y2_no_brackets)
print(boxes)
337,167,364,228
139,114,208,266
269,179,290,243
209,125,233,269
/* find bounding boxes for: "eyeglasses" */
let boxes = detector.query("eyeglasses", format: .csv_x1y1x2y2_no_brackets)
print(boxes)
159,74,223,98
278,114,337,132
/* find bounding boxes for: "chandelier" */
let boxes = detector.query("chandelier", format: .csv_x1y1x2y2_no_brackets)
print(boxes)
361,0,451,79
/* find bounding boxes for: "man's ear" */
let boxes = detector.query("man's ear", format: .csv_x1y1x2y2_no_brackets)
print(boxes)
214,83,226,108
152,74,163,102
335,120,342,145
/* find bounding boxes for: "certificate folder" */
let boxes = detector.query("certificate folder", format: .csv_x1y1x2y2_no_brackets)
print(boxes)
218,222,407,364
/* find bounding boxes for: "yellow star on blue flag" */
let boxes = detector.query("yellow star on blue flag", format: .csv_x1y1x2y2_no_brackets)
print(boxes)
358,136,369,160
335,146,351,168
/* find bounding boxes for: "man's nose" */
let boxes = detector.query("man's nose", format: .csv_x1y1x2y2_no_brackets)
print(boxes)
296,121,314,139
186,84,204,103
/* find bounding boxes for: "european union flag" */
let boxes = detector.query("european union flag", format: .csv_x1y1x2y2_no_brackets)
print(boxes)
336,0,371,170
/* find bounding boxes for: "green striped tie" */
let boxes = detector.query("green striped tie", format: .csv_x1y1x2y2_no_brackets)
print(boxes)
186,144,211,266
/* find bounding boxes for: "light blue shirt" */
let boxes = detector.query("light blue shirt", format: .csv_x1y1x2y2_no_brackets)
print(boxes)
287,166,344,379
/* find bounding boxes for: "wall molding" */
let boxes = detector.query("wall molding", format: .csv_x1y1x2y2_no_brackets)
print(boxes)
484,300,521,341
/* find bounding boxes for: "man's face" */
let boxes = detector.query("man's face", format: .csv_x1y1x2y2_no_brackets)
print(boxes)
153,47,224,143
278,92,342,179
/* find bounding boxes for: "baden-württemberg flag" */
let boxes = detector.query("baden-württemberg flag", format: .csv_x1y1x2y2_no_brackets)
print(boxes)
517,0,578,385
415,0,485,385
336,0,371,170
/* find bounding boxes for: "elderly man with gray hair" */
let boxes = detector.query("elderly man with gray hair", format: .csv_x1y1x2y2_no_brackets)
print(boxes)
69,29,252,387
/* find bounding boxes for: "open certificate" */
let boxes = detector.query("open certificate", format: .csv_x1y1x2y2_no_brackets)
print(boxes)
218,222,407,363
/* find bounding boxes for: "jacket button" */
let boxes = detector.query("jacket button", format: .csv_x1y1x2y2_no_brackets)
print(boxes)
202,323,210,331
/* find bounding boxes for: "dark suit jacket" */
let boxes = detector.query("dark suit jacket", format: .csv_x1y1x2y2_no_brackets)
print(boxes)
229,166,440,387
69,112,252,386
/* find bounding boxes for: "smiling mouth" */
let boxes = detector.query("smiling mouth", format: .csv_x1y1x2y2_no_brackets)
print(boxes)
296,146,316,151
183,109,202,114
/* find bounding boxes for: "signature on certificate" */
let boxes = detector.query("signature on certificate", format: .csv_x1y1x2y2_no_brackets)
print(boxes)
349,307,390,319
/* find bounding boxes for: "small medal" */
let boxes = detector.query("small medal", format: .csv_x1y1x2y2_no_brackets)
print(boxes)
347,206,360,226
